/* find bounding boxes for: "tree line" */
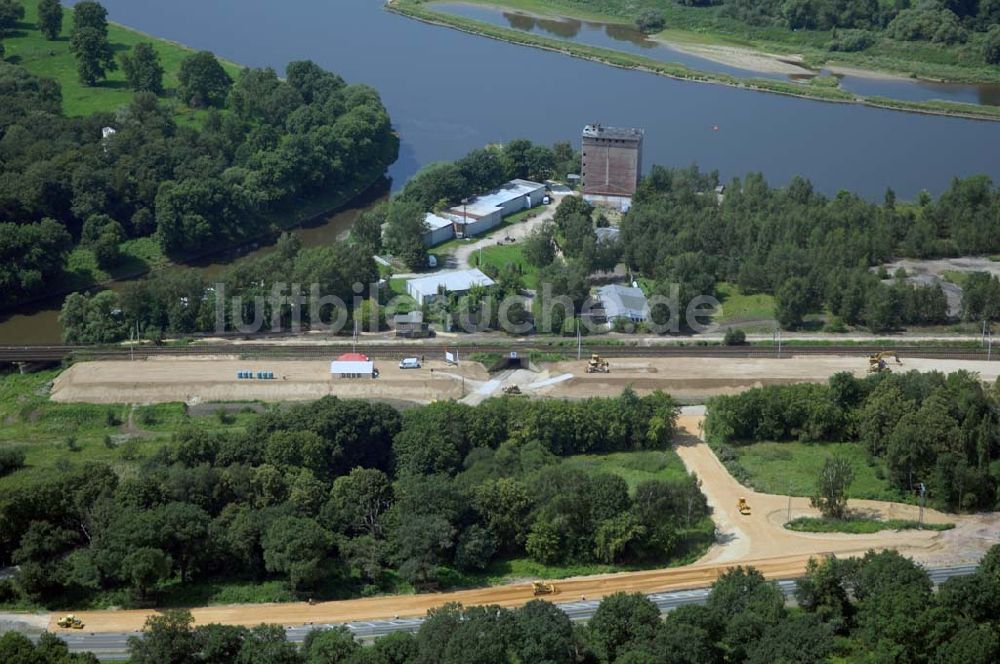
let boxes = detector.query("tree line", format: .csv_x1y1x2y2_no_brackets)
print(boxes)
59,232,382,343
705,369,1000,511
0,11,396,308
5,545,998,663
621,165,1000,331
698,0,1000,62
0,389,706,608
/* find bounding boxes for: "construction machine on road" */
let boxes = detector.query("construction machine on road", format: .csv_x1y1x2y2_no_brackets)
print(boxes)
532,581,556,595
868,351,902,374
737,497,751,516
586,353,610,374
57,614,84,629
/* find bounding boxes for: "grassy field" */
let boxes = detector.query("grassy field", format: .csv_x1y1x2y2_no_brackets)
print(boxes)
0,370,258,492
786,516,954,533
731,441,904,502
561,449,692,493
478,243,538,288
4,2,241,119
713,282,776,325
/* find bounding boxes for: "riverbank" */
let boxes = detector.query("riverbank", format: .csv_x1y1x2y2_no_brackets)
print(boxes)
1,5,397,322
4,3,242,119
390,1,1000,122
435,0,1000,87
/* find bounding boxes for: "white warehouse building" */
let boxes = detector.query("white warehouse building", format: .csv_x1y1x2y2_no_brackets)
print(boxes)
597,284,649,326
422,213,457,247
448,179,546,237
406,268,496,305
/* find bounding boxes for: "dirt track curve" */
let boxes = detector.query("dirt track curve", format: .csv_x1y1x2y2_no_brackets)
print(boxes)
50,411,999,634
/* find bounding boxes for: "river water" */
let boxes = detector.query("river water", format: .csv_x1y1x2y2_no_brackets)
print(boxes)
4,0,1000,344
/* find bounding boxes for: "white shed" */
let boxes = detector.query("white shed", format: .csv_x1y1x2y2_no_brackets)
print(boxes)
405,268,496,306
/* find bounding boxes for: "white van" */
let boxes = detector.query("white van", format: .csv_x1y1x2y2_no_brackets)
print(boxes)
399,357,421,369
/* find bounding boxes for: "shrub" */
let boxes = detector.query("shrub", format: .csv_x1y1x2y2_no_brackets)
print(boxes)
887,9,967,45
723,328,746,345
985,27,1000,65
0,447,26,476
828,30,875,52
635,10,666,34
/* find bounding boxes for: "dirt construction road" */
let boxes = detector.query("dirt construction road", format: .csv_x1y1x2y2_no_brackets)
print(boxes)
50,357,489,405
49,412,999,634
49,354,1000,405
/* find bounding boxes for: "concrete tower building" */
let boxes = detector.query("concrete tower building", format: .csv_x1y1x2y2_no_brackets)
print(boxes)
581,124,643,207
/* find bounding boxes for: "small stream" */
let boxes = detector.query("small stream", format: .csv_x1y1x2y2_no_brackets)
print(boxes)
432,2,1000,107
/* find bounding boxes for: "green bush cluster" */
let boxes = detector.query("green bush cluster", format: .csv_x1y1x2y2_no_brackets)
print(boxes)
0,388,706,607
706,370,1000,511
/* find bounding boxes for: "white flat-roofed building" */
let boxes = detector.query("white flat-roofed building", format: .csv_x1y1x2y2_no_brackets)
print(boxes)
597,284,649,325
406,268,496,305
422,213,457,247
329,360,375,378
448,179,546,237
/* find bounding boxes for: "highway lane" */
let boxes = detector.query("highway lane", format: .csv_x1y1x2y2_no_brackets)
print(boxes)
48,564,979,661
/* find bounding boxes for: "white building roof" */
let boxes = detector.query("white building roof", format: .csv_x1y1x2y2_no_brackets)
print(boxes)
330,361,374,375
455,179,544,220
598,284,649,320
423,213,455,232
407,268,495,298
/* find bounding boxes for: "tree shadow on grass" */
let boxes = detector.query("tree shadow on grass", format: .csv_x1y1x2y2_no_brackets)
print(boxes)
96,79,130,90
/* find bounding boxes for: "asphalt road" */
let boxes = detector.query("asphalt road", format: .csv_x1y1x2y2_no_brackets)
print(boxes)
47,564,979,661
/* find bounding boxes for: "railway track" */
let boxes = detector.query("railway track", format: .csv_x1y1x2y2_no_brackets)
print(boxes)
0,342,993,363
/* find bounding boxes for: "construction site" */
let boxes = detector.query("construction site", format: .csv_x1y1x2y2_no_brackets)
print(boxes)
49,349,1000,405
0,345,990,648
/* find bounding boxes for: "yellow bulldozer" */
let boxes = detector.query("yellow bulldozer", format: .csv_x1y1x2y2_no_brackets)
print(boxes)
532,581,556,595
868,351,902,374
586,353,610,374
737,497,751,516
57,614,84,629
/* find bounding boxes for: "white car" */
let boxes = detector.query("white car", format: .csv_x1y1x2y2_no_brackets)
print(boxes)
399,357,421,369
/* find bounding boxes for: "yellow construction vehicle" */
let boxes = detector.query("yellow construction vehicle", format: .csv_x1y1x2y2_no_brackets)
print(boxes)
868,351,902,374
737,497,751,516
57,614,84,629
532,581,556,595
586,353,610,374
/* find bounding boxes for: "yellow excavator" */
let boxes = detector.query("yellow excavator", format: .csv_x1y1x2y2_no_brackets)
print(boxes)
532,581,556,595
57,614,85,629
868,351,902,374
586,353,610,374
737,497,751,516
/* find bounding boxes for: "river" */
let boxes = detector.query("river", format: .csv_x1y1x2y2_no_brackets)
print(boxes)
4,0,1000,344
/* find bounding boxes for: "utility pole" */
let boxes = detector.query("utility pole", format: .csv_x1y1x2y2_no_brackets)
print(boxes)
577,319,582,360
352,319,358,353
918,482,926,529
787,480,793,523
